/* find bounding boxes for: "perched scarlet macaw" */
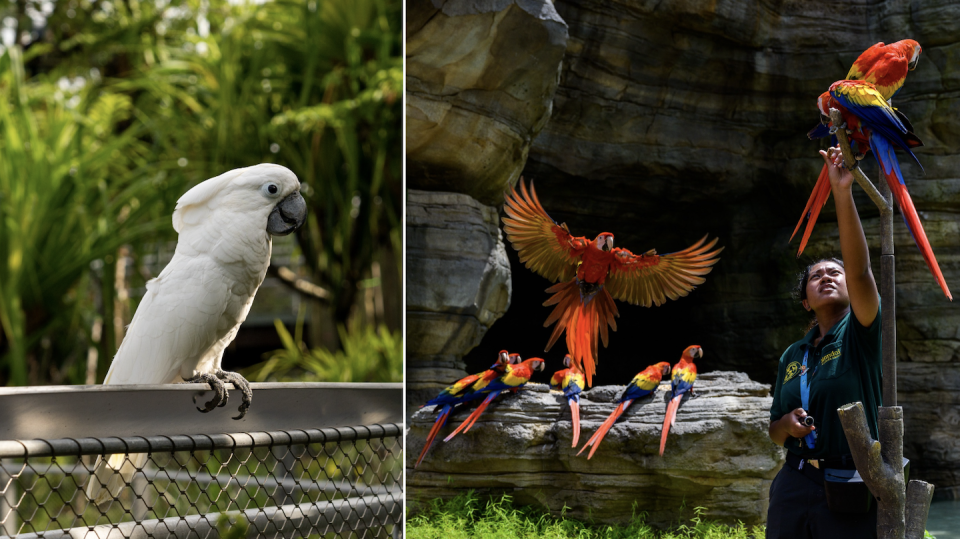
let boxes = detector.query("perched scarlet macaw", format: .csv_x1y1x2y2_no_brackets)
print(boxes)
800,81,950,300
443,357,546,442
550,354,585,447
577,361,671,460
660,345,702,456
502,179,723,387
794,39,923,255
415,350,513,468
846,40,922,102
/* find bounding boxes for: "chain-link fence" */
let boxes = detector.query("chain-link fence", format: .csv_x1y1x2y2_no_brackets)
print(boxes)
0,383,403,539
0,423,402,538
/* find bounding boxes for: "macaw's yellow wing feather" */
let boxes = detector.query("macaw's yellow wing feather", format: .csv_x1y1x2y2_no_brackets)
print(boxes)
605,235,723,307
502,179,585,283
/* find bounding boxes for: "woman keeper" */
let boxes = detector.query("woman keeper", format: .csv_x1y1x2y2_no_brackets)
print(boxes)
766,147,882,538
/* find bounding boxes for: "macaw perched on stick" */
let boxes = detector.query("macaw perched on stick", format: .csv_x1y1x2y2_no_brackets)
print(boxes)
502,179,722,387
793,39,922,256
846,40,922,102
443,357,546,442
800,81,951,300
415,351,516,468
660,345,702,456
577,361,671,460
795,90,923,255
550,354,585,447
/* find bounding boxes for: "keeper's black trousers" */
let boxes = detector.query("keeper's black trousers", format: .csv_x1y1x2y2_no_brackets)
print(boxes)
766,462,877,538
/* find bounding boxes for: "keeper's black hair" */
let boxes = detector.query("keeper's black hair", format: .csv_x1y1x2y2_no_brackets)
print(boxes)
793,257,845,332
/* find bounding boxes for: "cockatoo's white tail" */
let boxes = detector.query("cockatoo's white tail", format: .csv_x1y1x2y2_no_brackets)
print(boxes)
84,453,149,508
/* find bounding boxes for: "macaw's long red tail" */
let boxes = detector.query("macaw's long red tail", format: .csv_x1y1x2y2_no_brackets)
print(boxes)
543,280,619,387
660,395,682,456
416,406,451,468
791,164,832,257
884,171,952,301
443,391,499,442
577,399,632,460
570,398,581,447
870,135,952,300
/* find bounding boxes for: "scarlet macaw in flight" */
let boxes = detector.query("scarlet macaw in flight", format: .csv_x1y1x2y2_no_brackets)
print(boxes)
577,361,671,460
415,350,515,468
443,357,546,442
660,345,702,456
502,179,722,387
550,354,585,447
793,39,924,255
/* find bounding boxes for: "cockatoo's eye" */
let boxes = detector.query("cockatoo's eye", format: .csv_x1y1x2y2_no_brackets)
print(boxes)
262,183,281,197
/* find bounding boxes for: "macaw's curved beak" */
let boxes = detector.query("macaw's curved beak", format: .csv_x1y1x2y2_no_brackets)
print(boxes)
267,191,307,236
602,236,614,252
694,347,704,359
536,360,546,372
909,56,920,71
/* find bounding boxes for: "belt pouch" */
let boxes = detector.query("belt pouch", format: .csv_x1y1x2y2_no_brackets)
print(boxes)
822,457,910,513
822,468,872,513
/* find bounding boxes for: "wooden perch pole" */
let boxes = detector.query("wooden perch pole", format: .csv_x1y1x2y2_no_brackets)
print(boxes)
838,402,905,537
829,108,933,539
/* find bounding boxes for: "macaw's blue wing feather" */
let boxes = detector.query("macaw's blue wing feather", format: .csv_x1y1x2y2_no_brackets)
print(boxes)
871,132,907,185
833,92,923,169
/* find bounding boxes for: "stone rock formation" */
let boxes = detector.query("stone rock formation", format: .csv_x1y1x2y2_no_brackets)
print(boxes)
406,190,512,419
406,0,569,206
405,0,569,419
408,371,783,527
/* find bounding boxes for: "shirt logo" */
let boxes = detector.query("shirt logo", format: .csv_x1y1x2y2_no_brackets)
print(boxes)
821,349,841,365
784,361,800,383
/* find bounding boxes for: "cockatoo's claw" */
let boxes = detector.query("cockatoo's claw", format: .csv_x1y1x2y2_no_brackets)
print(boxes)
216,369,253,420
185,372,228,412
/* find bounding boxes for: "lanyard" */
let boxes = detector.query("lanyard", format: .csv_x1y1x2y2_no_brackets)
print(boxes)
800,349,817,449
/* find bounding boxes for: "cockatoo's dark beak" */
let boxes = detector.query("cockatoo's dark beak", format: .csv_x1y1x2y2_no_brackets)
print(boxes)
267,191,307,235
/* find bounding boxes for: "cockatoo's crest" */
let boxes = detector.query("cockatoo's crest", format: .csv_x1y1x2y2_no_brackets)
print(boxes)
173,168,244,233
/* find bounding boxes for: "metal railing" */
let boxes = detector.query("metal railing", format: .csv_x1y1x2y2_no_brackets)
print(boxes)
0,383,403,538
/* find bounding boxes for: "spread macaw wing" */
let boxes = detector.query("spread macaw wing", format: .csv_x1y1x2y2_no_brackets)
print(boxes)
605,236,723,307
502,179,586,283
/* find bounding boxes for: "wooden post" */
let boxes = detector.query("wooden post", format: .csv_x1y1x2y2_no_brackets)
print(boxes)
829,109,933,539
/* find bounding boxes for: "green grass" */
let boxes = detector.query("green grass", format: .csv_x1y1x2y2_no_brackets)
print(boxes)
408,493,765,539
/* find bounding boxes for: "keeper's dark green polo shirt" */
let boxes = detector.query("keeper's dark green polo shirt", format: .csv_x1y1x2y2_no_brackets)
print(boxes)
770,306,882,459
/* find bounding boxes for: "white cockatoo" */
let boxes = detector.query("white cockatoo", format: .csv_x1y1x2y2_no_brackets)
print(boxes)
85,163,307,507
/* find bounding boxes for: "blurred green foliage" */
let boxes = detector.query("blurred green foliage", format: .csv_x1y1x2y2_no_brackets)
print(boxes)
245,312,402,383
0,0,401,385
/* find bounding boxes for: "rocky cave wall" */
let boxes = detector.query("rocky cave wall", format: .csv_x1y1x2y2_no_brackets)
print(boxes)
407,0,960,502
